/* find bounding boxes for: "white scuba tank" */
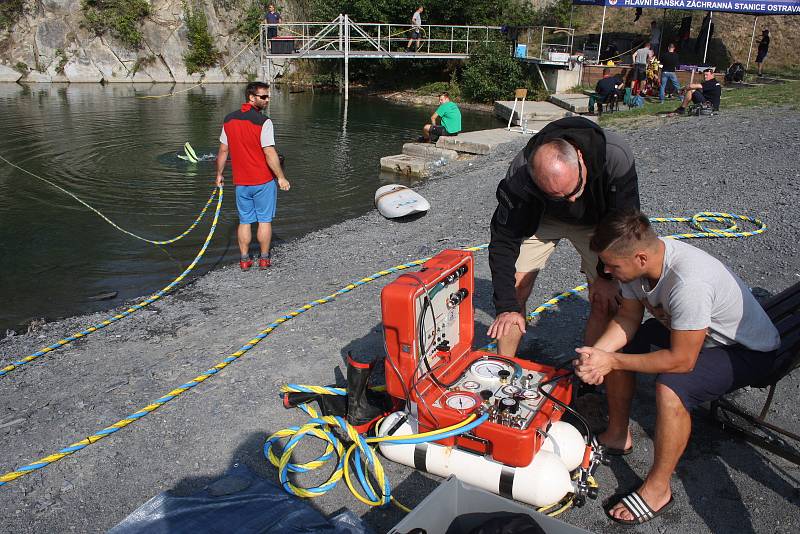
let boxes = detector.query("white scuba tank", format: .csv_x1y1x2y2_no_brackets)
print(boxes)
377,412,578,508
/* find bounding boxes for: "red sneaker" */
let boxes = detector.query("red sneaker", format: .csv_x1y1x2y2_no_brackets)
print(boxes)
240,259,254,271
258,258,271,270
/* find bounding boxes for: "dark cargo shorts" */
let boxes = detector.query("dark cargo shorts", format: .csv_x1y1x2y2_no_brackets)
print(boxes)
623,319,779,410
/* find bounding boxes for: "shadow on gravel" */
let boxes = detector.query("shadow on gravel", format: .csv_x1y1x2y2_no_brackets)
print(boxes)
119,431,348,533
169,432,277,496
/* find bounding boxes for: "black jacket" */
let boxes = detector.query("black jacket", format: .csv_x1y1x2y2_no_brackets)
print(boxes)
488,117,640,315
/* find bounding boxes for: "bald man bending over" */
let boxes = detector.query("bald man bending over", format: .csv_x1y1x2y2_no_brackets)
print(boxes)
488,117,640,355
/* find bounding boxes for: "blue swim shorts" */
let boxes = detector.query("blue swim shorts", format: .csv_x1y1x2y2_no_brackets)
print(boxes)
235,181,277,224
623,318,780,410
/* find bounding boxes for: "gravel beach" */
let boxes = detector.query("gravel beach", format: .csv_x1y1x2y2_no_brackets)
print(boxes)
1,107,799,533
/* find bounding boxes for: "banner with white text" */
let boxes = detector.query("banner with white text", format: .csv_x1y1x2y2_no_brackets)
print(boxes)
572,0,800,14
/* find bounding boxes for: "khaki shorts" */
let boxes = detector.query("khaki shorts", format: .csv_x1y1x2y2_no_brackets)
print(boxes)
515,216,599,281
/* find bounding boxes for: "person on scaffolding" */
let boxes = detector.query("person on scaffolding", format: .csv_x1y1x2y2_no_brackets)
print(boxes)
573,208,780,525
265,3,281,52
487,117,640,358
420,91,461,143
406,6,424,51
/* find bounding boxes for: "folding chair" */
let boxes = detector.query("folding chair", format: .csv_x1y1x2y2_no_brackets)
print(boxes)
711,282,800,464
506,88,528,132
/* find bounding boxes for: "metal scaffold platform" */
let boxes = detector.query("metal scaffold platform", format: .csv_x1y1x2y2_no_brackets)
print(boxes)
259,15,503,99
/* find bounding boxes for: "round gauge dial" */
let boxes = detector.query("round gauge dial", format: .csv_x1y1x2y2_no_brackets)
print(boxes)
462,380,480,390
443,392,479,412
501,385,521,396
521,389,541,400
470,359,514,380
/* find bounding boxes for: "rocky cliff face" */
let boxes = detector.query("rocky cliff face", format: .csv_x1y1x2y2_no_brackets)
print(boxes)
0,0,296,83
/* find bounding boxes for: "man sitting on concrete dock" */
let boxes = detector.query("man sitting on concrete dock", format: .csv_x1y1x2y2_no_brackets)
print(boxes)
573,209,780,525
487,117,640,356
421,92,461,143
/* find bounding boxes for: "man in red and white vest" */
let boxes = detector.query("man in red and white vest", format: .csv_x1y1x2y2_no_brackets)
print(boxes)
216,82,290,271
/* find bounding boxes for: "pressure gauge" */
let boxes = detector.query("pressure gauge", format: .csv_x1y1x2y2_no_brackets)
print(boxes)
470,359,513,380
443,392,479,413
462,380,480,391
522,389,541,401
501,385,521,396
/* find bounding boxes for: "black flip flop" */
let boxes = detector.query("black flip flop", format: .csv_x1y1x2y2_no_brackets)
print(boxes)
606,491,674,525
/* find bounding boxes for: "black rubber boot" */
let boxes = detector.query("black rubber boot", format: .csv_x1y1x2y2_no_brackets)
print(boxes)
282,391,346,416
346,354,387,432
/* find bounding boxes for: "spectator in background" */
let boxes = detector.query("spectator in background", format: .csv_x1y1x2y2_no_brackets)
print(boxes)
756,28,770,77
650,21,661,56
591,68,624,114
632,42,651,95
265,3,281,41
407,6,424,51
675,68,721,115
421,92,461,143
659,43,680,103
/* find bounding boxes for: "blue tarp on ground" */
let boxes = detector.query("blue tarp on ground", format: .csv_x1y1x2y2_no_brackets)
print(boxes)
572,0,800,14
109,463,373,534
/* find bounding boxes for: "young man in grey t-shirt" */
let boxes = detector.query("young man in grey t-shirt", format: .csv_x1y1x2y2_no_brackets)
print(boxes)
573,209,780,525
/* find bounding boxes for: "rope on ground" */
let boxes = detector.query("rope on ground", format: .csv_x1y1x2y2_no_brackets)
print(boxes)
0,213,765,487
264,398,488,512
0,187,223,378
270,387,594,515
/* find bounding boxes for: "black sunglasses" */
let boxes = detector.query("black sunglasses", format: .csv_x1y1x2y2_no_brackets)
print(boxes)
547,157,584,202
255,94,270,100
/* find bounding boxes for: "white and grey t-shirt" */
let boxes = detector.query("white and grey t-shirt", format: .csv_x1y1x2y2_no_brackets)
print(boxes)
620,238,780,352
412,12,422,29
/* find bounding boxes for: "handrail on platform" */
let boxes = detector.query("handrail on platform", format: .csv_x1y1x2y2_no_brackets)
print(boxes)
259,15,506,100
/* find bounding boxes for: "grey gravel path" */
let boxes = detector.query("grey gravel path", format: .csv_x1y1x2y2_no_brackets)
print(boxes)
1,107,799,533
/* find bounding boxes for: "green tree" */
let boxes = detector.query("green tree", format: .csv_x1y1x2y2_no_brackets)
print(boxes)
461,40,525,103
236,1,266,40
184,2,220,74
0,0,25,32
82,0,151,48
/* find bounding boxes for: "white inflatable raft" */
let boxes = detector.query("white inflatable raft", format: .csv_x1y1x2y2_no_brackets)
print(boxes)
374,184,430,219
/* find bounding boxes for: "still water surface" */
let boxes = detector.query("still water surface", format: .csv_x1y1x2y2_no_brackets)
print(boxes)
0,84,501,333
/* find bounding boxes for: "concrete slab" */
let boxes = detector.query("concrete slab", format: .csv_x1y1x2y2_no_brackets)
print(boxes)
436,128,532,155
494,100,572,126
380,154,430,178
549,93,590,114
402,143,459,161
